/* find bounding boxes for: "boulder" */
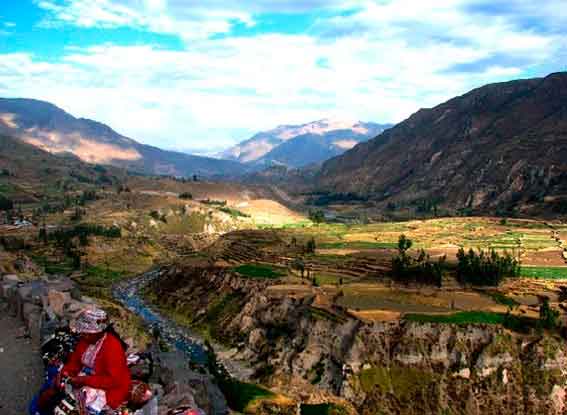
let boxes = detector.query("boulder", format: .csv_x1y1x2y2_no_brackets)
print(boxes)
46,277,76,293
154,350,228,415
13,282,46,317
158,383,198,415
0,282,17,299
2,274,21,283
48,289,72,317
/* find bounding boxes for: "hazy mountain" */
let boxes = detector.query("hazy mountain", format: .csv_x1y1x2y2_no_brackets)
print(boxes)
317,72,567,214
0,98,248,178
221,119,392,167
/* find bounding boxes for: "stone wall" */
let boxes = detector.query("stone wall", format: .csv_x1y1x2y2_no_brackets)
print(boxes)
0,273,227,415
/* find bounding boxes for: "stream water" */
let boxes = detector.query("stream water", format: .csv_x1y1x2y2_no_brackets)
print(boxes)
112,269,253,381
112,269,209,365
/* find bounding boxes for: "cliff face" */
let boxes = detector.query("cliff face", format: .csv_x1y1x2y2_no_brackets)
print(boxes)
150,267,567,414
316,72,567,215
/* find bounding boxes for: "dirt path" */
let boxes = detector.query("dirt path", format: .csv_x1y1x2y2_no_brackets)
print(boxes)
0,300,43,415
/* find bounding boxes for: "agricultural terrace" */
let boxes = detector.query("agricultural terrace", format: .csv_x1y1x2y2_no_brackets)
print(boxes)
212,217,567,327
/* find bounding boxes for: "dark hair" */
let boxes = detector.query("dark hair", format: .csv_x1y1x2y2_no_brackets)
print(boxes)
104,324,129,352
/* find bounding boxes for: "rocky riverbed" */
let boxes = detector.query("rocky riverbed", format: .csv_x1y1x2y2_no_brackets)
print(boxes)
112,268,254,382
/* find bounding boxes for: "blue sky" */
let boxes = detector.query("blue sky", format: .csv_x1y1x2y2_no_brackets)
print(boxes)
0,1,565,154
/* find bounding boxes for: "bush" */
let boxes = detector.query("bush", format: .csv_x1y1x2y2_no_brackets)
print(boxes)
305,237,316,254
0,194,13,211
201,199,226,206
149,210,167,223
179,192,193,200
539,297,560,330
309,209,325,224
47,224,121,248
456,248,519,286
219,207,250,218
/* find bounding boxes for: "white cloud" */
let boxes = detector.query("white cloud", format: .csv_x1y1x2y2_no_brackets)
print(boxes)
2,1,563,151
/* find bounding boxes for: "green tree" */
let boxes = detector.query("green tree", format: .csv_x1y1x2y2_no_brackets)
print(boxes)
305,237,316,254
539,297,560,330
397,234,412,254
456,248,519,286
309,209,325,224
291,258,305,278
38,226,48,243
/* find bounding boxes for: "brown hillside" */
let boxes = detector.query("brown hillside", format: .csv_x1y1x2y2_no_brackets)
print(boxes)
317,72,567,215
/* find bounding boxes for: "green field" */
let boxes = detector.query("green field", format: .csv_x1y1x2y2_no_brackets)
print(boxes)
521,266,567,279
233,263,286,279
319,241,398,249
404,311,536,333
222,380,275,412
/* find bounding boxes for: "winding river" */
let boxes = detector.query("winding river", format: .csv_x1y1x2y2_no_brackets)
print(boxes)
112,269,253,380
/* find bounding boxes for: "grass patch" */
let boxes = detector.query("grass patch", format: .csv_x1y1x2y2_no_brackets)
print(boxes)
161,212,207,234
308,307,347,324
300,403,348,415
404,311,536,333
222,380,275,413
82,265,125,287
359,365,436,402
521,266,567,280
219,206,251,218
233,263,285,279
480,290,519,308
31,254,75,275
314,273,352,285
319,241,398,249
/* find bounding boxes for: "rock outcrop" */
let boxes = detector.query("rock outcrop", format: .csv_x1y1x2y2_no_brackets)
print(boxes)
151,266,567,414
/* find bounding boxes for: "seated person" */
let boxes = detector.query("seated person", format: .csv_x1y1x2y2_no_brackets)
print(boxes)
60,308,132,413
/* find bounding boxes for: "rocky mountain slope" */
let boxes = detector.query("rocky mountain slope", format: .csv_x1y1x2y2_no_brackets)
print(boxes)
149,265,567,415
0,98,248,178
317,72,567,215
221,119,391,168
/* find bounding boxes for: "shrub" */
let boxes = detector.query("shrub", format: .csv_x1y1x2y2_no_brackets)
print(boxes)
219,207,250,218
179,192,193,200
0,194,13,211
71,207,85,222
291,258,305,277
201,199,227,206
305,237,316,254
456,248,519,286
149,210,167,223
539,297,560,330
309,209,325,224
47,224,121,248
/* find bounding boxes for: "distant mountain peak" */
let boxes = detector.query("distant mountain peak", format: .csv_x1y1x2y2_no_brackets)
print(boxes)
221,118,392,167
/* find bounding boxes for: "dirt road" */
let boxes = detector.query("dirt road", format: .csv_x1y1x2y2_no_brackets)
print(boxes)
0,300,42,415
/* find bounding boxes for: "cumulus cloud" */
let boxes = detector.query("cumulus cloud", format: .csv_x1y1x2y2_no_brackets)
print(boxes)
3,1,564,151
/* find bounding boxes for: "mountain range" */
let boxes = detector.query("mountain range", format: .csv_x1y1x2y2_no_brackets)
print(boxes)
220,119,391,168
317,72,567,215
0,98,247,178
